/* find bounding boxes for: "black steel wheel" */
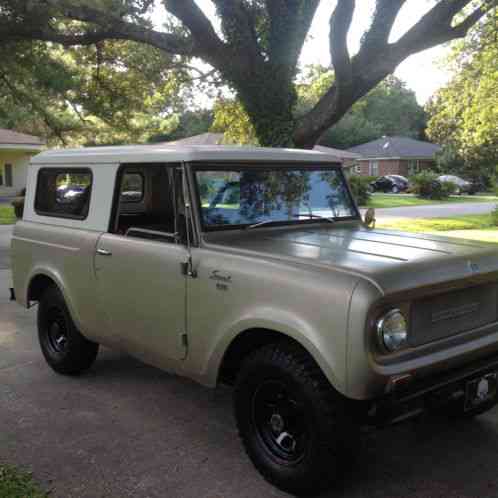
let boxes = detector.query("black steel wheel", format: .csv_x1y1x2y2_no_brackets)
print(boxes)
252,379,310,465
38,285,99,375
234,342,355,496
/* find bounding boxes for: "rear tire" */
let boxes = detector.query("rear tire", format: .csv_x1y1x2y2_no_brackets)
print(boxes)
38,285,99,375
234,342,355,496
391,185,400,194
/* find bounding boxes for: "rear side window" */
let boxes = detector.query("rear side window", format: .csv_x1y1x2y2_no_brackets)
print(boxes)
35,168,92,219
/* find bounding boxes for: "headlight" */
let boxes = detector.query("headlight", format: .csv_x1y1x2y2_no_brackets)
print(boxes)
377,309,408,352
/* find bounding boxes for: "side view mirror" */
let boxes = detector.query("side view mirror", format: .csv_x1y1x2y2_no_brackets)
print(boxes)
364,207,376,228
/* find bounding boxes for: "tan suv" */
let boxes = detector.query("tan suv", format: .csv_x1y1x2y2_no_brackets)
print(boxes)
10,145,498,495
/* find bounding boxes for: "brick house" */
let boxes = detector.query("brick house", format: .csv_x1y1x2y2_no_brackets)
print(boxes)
347,136,441,177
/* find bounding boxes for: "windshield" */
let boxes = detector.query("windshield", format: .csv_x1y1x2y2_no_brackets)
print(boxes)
195,166,358,230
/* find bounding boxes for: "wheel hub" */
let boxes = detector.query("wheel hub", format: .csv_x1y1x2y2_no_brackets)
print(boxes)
47,314,68,353
270,413,284,433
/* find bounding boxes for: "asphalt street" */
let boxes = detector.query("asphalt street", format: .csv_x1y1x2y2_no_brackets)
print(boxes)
370,200,497,221
3,224,498,497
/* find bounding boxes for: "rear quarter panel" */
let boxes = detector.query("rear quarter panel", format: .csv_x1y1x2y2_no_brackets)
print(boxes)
11,162,117,342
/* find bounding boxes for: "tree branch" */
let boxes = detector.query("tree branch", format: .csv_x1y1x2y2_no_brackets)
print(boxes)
265,0,320,70
329,0,355,93
360,0,406,51
294,0,492,148
0,1,196,55
162,0,225,56
211,0,263,63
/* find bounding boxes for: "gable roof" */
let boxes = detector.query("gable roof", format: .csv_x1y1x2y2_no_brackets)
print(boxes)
348,136,441,159
313,145,361,162
0,128,45,147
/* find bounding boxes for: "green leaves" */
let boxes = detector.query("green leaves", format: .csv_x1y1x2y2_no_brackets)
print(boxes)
0,38,187,145
426,10,497,177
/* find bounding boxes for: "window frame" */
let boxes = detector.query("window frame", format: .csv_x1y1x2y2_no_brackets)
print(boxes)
108,163,187,246
191,161,360,232
34,167,93,220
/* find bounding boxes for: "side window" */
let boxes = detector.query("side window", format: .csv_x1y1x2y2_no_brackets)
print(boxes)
35,168,92,219
111,165,186,244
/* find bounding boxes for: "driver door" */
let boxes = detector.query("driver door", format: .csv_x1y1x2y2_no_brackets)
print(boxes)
94,164,188,362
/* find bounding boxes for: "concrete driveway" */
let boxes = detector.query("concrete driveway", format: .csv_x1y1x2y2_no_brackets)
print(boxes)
0,225,12,270
3,227,498,497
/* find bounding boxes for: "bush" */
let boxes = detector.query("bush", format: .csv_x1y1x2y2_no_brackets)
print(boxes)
410,171,455,200
348,176,372,206
491,206,498,227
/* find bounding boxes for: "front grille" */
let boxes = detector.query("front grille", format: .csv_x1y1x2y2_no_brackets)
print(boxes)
410,283,498,346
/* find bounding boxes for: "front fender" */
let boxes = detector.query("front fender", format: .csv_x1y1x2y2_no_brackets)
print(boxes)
202,307,349,396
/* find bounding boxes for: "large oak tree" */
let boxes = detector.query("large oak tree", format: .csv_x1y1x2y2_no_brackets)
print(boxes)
0,0,492,147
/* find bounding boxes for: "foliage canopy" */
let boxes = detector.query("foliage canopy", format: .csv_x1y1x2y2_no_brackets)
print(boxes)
0,0,491,147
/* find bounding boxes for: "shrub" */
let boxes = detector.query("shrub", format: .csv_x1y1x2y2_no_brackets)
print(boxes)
348,176,371,206
11,197,24,219
411,171,454,200
491,206,498,227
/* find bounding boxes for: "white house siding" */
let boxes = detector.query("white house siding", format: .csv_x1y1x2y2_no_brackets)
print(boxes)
0,151,34,196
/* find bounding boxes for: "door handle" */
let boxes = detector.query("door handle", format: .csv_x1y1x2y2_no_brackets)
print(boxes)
96,248,112,256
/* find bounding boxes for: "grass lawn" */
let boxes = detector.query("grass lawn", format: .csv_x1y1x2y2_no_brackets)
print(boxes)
0,465,46,498
366,193,498,209
0,205,15,225
378,213,498,243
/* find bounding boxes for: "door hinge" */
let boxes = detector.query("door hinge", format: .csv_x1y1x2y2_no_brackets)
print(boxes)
179,332,188,359
181,256,197,278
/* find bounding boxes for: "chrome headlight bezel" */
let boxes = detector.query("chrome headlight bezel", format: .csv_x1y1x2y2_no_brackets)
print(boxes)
376,308,408,352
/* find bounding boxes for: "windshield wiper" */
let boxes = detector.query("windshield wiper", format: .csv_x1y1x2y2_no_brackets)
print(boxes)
293,213,336,224
245,219,283,230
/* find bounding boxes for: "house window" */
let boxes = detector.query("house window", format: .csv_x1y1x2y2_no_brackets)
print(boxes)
408,160,419,176
4,164,13,187
369,160,379,176
35,168,92,219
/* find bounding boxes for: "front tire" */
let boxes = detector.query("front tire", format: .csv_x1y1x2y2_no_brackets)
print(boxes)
234,342,354,496
391,185,400,194
38,285,99,375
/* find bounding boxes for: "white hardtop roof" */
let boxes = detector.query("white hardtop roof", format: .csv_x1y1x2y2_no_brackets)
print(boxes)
31,144,342,165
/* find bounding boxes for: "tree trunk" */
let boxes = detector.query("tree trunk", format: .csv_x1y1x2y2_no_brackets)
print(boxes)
235,65,297,148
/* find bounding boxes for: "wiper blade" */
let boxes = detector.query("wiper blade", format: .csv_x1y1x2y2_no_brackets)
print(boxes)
293,213,336,223
245,219,282,230
246,213,336,230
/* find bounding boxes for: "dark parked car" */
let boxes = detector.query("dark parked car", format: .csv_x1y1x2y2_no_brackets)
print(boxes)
369,175,409,194
437,175,479,195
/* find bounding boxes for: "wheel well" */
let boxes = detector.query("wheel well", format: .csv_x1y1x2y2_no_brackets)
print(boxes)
218,329,305,385
28,274,56,303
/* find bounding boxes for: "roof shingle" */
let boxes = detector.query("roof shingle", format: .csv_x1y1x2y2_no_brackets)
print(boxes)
348,136,441,159
0,128,45,146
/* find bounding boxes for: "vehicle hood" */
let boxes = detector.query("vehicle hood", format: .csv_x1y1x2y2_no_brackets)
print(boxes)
209,226,498,295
